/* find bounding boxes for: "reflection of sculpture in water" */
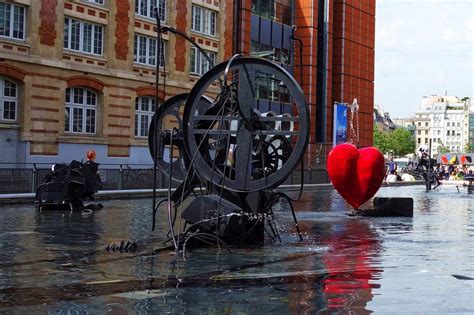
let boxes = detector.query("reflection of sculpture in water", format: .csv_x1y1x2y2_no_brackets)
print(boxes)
320,221,381,313
286,218,382,314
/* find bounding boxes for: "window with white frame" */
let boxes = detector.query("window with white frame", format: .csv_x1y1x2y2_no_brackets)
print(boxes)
191,5,216,36
135,96,156,137
64,18,103,55
134,34,165,67
87,0,104,5
0,2,25,40
0,77,17,121
135,0,166,22
190,47,215,75
65,87,97,134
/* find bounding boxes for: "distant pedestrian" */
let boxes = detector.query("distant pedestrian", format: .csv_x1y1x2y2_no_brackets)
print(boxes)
386,170,398,183
387,156,397,174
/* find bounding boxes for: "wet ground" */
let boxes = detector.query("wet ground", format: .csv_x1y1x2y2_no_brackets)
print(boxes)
0,185,473,314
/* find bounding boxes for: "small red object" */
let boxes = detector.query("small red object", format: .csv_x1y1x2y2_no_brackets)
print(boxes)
327,143,385,209
441,155,449,164
86,150,96,161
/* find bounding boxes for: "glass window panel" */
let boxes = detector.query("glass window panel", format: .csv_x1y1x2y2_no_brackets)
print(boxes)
94,24,103,55
141,115,149,137
140,0,147,16
65,107,70,132
73,107,83,132
190,47,196,73
65,88,97,133
159,40,165,67
0,3,11,37
192,6,201,32
135,113,139,136
149,37,156,66
83,23,93,53
4,80,16,97
133,35,138,63
158,0,166,21
13,5,24,39
86,109,96,133
210,11,216,35
64,18,69,48
3,101,15,120
139,36,147,63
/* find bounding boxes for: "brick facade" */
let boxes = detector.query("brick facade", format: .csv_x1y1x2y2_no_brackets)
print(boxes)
114,1,131,61
0,0,375,165
0,0,227,163
39,0,58,46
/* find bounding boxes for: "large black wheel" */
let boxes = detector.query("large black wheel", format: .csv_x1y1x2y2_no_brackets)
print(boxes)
148,93,211,181
182,57,309,192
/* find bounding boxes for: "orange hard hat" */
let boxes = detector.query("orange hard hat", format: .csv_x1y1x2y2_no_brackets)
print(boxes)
86,150,96,161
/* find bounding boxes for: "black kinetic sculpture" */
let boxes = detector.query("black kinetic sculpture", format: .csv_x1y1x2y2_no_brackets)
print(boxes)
148,22,310,251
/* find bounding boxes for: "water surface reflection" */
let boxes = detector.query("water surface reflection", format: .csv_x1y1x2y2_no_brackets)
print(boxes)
0,186,473,313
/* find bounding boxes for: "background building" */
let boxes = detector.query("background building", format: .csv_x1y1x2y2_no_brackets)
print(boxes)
0,0,233,167
236,0,376,165
392,117,415,137
414,95,469,157
374,104,394,131
0,0,376,171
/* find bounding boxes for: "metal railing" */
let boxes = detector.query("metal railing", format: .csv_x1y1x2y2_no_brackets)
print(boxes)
0,162,330,194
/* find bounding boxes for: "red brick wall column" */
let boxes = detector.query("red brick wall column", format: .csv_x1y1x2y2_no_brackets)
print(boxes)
175,1,187,71
39,0,57,46
224,0,235,59
115,1,130,61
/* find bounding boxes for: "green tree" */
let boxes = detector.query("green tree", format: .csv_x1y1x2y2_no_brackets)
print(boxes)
373,127,389,154
373,127,416,156
437,141,451,154
464,141,473,153
386,128,416,156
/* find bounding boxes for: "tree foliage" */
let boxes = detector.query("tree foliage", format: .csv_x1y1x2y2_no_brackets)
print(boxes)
373,128,389,154
373,127,416,156
437,141,451,154
464,141,473,153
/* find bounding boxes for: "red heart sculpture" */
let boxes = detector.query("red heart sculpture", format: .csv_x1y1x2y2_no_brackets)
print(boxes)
327,143,385,209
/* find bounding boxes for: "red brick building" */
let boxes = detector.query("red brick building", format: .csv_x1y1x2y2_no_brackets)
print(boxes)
236,0,376,165
0,0,375,171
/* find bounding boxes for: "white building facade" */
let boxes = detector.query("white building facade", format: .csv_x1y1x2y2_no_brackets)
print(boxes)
414,96,469,157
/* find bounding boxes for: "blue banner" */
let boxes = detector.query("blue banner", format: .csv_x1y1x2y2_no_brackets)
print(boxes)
333,103,348,147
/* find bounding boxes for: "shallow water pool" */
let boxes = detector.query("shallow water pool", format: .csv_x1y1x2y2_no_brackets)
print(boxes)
0,185,473,313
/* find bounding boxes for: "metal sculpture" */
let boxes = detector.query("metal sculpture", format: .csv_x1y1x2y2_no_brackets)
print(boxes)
35,160,103,211
149,56,309,250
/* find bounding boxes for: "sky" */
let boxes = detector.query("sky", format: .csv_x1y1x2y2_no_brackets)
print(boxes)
375,0,473,118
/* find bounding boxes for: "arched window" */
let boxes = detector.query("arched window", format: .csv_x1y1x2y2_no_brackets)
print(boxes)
0,77,17,121
135,96,156,137
65,87,97,134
